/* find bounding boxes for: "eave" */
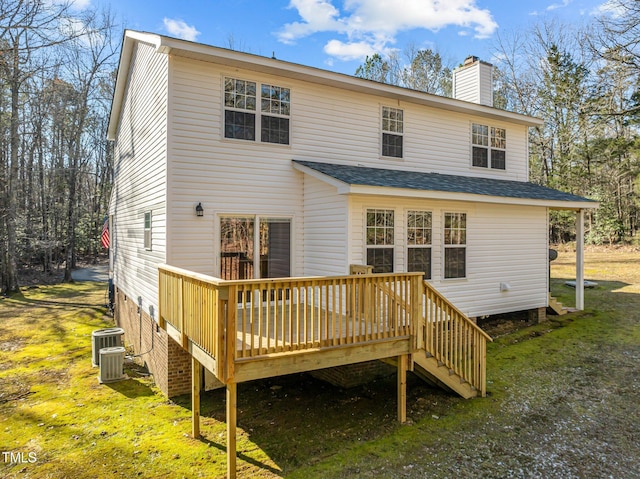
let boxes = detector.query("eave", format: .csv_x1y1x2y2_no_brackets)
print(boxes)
292,161,598,211
108,30,544,141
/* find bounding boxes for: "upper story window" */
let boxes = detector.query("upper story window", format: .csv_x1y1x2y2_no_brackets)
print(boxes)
224,78,256,140
366,209,394,273
224,77,290,145
472,123,506,170
382,106,403,158
261,84,290,144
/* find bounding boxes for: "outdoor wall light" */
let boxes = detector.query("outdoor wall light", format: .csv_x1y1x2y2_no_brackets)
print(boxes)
195,202,204,217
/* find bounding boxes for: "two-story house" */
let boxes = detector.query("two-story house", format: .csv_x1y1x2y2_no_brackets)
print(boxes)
107,30,596,400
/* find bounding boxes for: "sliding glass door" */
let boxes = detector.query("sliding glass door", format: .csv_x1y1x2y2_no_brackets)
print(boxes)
220,216,291,280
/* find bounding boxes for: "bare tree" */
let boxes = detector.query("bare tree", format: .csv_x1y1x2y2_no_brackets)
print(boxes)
0,1,117,291
0,0,78,292
58,8,118,282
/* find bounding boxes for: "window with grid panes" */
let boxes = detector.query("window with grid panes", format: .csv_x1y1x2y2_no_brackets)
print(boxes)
261,84,290,144
382,106,403,158
472,123,506,170
444,212,466,279
224,77,290,144
224,78,256,140
366,209,394,273
144,211,152,250
407,211,432,279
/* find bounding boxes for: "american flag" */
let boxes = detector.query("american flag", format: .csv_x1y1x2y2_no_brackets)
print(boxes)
101,217,110,249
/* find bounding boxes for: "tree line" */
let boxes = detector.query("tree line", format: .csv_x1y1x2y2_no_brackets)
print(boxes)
2,1,639,294
356,0,640,246
0,1,117,293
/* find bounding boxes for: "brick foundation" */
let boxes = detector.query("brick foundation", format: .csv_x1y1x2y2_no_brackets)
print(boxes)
310,360,396,388
114,288,192,397
529,306,547,323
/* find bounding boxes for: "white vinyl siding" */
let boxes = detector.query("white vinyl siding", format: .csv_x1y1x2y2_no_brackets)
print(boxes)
112,46,540,323
166,57,303,277
350,196,548,318
453,61,493,107
110,41,168,317
166,57,529,183
302,175,349,276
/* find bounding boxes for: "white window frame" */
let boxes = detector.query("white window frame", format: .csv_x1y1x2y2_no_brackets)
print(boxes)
260,84,291,145
471,122,506,170
365,208,395,273
223,76,291,145
217,214,294,280
443,211,467,279
381,106,404,159
406,210,432,279
143,211,152,251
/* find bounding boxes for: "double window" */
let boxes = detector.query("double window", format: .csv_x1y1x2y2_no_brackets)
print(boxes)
407,211,432,279
472,123,506,170
444,212,466,279
381,106,403,158
366,209,394,273
224,78,290,145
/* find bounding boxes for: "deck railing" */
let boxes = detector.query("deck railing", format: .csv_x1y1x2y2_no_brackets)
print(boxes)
158,264,491,396
158,265,423,377
230,273,420,358
158,265,228,379
422,281,492,396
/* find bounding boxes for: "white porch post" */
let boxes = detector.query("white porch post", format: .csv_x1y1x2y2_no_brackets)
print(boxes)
575,209,585,311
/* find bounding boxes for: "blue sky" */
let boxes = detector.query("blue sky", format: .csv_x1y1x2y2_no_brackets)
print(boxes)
97,0,613,75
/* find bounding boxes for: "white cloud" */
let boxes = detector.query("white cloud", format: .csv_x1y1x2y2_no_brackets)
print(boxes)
592,0,625,18
70,0,91,9
324,39,378,60
546,0,572,11
163,18,200,41
279,0,346,44
277,0,498,62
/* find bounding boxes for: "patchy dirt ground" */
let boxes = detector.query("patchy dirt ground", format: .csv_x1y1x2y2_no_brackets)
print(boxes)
2,248,639,478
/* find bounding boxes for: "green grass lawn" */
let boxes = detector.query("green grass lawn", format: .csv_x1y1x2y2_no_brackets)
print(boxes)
1,247,639,478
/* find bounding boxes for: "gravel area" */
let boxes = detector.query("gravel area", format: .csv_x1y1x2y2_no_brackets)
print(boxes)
420,347,640,478
397,315,640,479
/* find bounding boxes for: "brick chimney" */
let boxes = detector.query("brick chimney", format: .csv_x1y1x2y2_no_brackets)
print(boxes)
452,56,493,107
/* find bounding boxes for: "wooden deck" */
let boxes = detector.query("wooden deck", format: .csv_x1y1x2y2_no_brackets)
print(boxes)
158,264,492,478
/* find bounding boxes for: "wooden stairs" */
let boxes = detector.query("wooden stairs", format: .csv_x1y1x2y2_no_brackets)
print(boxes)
412,350,478,398
548,293,575,315
383,352,478,399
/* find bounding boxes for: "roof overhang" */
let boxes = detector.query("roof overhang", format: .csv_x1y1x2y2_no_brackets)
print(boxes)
293,161,598,211
107,30,544,141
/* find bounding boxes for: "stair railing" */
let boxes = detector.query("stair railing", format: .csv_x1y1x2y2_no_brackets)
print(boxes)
421,281,493,396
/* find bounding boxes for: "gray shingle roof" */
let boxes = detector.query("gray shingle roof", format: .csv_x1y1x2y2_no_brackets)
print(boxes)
293,160,595,205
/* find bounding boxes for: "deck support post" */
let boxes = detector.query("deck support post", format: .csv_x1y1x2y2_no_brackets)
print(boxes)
576,209,585,311
227,381,237,479
191,357,201,439
397,354,407,423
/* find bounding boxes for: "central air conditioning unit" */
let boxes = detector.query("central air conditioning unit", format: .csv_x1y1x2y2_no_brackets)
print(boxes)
98,346,126,383
91,327,124,367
